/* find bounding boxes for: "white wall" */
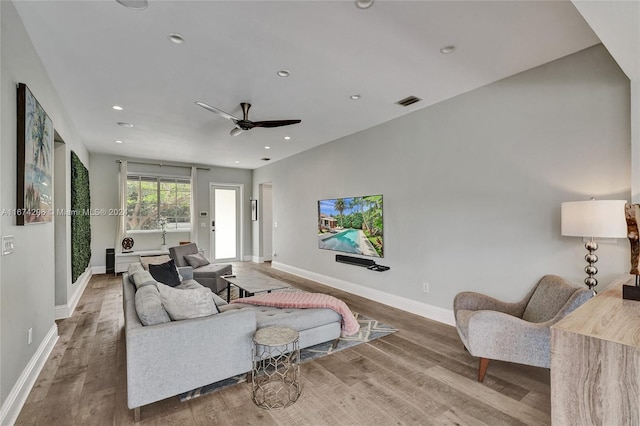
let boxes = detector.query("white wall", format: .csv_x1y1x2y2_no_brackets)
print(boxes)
90,153,252,268
0,1,89,421
253,45,631,316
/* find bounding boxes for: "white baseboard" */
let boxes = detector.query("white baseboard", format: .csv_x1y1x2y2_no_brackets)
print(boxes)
0,324,58,426
243,255,253,262
251,256,265,263
272,262,455,326
91,266,106,275
54,267,92,320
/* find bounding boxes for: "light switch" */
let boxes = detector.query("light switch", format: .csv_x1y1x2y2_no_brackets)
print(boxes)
2,235,15,256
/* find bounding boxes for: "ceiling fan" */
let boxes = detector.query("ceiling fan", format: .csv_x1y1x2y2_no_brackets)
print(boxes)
195,101,301,136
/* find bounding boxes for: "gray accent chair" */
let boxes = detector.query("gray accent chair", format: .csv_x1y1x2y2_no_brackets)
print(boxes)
453,274,592,382
169,243,232,293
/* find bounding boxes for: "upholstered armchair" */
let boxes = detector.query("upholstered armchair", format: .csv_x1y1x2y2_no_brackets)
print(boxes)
453,275,592,382
169,243,232,293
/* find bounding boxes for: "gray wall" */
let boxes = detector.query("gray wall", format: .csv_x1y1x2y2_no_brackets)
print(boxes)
1,0,89,407
253,45,631,310
90,153,252,268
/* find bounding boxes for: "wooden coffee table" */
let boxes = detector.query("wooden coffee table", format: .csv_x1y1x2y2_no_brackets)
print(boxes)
221,272,291,302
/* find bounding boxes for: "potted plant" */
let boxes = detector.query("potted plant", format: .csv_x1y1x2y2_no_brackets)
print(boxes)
159,217,167,250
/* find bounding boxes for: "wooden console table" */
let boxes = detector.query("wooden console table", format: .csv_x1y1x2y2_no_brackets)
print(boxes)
551,274,640,425
114,249,169,274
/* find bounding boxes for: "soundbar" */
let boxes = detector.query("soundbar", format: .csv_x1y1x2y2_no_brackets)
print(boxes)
335,254,390,272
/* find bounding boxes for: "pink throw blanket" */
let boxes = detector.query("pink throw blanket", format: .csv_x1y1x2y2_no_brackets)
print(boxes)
232,292,360,336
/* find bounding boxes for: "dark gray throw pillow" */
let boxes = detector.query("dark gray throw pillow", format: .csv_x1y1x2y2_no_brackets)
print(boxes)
149,259,181,287
184,253,210,269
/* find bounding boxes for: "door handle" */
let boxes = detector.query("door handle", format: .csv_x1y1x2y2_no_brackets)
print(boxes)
212,220,215,232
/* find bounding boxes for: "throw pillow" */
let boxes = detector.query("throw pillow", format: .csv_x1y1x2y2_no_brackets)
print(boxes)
184,253,210,269
149,259,181,287
140,255,172,271
156,284,218,321
132,270,157,290
135,285,171,326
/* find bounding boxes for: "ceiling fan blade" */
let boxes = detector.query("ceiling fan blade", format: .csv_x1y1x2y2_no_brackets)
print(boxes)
250,119,302,128
195,101,239,122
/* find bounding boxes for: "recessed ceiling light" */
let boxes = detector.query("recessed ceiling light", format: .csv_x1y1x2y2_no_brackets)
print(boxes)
350,94,361,100
277,70,290,77
440,45,456,54
112,105,123,111
355,0,373,9
115,140,123,144
235,161,240,164
168,33,185,44
115,0,148,11
264,146,271,150
117,122,134,128
284,136,291,140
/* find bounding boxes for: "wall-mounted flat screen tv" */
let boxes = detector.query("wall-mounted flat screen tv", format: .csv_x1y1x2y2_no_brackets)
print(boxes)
318,195,383,258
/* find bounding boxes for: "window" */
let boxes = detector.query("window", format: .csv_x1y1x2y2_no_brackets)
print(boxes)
126,175,191,231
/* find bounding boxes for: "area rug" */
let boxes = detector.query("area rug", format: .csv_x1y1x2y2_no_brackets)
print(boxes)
178,313,396,401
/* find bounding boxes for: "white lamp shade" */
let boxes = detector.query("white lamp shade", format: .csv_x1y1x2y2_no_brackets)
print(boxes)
561,200,628,238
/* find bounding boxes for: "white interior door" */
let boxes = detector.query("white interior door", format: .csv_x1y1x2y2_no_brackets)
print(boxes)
209,183,242,262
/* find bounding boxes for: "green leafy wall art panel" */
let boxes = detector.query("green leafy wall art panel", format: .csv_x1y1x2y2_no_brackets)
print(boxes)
71,151,91,282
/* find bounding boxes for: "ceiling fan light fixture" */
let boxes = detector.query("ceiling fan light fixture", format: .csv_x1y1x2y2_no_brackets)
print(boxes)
230,127,243,137
355,0,374,9
277,70,290,77
168,33,185,44
115,0,148,11
117,122,134,128
440,45,456,54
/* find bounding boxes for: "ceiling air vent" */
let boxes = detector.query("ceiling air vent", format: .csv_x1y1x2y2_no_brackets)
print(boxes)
261,157,271,161
396,96,422,107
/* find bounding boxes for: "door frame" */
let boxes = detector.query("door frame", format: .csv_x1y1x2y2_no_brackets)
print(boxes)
209,182,243,262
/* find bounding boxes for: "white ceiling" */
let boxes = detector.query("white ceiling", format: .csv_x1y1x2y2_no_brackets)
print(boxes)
14,0,600,170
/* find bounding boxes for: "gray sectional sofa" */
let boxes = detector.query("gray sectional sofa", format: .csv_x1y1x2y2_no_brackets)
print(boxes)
123,263,342,421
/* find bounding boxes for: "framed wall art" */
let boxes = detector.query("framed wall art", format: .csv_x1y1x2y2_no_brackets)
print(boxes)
17,83,54,225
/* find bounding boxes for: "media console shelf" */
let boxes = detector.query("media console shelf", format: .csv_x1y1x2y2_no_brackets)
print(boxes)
551,274,640,425
115,249,169,274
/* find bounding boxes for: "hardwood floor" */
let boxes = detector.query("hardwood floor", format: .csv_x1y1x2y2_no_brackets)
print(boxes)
15,263,551,425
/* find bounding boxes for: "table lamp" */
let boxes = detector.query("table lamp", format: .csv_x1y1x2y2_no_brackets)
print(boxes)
561,199,627,291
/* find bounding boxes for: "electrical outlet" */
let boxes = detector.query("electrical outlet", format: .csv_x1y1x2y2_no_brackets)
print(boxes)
28,328,33,345
423,283,430,293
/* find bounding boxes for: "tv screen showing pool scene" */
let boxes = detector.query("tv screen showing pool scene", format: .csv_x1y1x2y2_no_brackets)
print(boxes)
317,195,383,258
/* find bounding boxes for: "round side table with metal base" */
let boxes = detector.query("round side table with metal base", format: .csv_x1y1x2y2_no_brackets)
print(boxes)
252,326,301,409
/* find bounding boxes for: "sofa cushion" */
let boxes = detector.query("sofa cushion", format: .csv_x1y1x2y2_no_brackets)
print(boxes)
135,285,171,326
184,253,210,269
175,279,203,290
156,283,218,321
227,304,341,331
193,263,233,278
149,259,181,287
132,270,157,290
128,262,145,284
